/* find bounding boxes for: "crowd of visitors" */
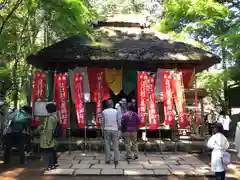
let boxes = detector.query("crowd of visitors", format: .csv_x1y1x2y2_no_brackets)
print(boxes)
1,99,240,180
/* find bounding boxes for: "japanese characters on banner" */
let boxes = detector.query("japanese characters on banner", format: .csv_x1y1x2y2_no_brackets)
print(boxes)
31,71,47,126
137,72,148,128
55,74,68,129
96,72,104,128
172,72,187,128
73,73,85,128
148,76,159,130
162,71,174,126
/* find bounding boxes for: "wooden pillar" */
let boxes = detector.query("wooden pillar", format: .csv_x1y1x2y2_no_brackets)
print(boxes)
200,97,205,137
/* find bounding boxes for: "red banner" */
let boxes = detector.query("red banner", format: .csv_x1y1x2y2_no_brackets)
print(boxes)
172,72,187,128
148,76,159,130
88,68,110,102
31,71,47,126
74,73,85,128
162,71,174,126
55,74,68,129
96,72,104,128
137,72,148,128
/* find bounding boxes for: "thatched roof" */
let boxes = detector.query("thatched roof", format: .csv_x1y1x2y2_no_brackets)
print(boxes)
27,14,220,71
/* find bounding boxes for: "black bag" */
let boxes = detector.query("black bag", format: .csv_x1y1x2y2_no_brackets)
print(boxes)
53,122,61,138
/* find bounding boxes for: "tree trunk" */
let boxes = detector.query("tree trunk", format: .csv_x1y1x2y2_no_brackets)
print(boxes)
221,41,230,115
12,59,19,109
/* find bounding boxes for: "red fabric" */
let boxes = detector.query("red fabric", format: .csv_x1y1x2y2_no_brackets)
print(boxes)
137,72,148,128
95,72,104,128
162,71,174,126
74,73,85,128
31,71,47,126
148,76,159,130
55,74,68,129
181,70,194,88
172,72,187,128
88,68,110,102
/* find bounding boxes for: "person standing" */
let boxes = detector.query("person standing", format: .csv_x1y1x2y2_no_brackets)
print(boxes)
121,103,140,160
207,110,217,135
131,98,138,113
39,103,59,171
3,106,32,165
235,121,240,158
101,99,120,164
218,111,231,138
117,98,127,120
207,123,230,180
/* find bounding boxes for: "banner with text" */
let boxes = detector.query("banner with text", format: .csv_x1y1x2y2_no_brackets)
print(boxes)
172,72,186,128
96,72,104,128
55,74,69,129
31,71,47,126
137,72,148,128
162,71,174,126
148,76,159,130
74,73,85,128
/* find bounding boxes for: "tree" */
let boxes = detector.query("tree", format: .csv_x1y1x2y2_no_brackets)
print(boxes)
0,0,94,108
156,0,239,113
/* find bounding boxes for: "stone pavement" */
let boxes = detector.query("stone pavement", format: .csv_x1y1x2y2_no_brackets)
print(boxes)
44,152,214,176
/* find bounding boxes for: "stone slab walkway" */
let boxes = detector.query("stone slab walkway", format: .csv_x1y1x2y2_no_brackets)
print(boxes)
44,152,214,176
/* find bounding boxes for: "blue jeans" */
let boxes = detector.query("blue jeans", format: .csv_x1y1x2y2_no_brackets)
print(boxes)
215,171,225,180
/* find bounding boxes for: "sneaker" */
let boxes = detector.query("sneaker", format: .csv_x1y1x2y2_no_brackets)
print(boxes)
105,161,110,164
125,156,132,160
25,151,32,157
114,161,118,165
44,166,56,172
133,156,138,160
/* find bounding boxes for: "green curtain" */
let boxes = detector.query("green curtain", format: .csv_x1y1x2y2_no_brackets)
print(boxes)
122,69,137,95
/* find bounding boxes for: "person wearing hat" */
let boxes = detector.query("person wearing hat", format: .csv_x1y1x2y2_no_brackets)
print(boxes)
117,98,127,121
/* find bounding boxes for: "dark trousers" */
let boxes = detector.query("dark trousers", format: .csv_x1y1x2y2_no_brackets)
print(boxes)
47,147,58,167
215,171,225,180
3,133,25,164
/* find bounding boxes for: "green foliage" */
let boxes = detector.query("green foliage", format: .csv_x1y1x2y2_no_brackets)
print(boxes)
156,0,240,112
0,0,94,107
197,71,229,112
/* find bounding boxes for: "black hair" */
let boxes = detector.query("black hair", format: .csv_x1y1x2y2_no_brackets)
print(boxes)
220,110,226,116
46,103,57,113
214,123,224,134
105,99,114,109
21,106,32,114
127,103,134,111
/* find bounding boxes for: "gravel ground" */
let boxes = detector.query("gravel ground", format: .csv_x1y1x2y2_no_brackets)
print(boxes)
0,152,239,180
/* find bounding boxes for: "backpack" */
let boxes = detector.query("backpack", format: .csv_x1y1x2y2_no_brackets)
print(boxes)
52,114,60,138
3,110,28,134
53,122,61,138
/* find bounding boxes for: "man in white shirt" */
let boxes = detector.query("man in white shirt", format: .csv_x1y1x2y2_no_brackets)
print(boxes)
218,111,231,138
101,99,120,164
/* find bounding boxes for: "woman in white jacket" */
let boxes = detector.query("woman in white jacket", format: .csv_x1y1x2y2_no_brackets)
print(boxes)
207,123,229,180
235,122,240,158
